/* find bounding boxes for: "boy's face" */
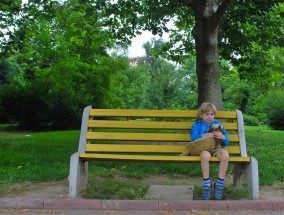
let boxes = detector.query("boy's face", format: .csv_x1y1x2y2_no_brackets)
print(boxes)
200,110,215,125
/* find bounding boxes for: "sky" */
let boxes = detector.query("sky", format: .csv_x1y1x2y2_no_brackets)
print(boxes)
127,31,170,58
127,31,153,58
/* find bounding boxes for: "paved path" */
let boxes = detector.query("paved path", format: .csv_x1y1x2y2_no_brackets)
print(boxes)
1,184,284,214
0,208,284,215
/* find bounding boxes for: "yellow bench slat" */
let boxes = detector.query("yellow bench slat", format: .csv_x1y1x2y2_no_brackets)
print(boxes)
87,132,189,141
86,132,239,142
88,120,238,131
85,144,241,154
79,153,250,163
86,144,184,153
89,109,237,119
226,146,241,154
89,120,194,130
90,109,199,118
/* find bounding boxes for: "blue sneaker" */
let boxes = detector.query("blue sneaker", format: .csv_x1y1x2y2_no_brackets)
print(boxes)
214,183,224,200
202,184,211,200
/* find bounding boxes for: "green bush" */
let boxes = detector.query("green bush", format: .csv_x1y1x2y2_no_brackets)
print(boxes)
257,88,284,130
0,78,84,130
243,114,260,126
223,79,257,114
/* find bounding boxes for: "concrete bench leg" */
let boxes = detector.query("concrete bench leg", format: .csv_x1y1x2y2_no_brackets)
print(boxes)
245,157,259,199
233,163,244,188
233,157,259,199
68,152,88,198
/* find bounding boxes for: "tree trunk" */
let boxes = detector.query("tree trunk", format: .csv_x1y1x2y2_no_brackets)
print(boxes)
190,0,233,110
195,21,223,109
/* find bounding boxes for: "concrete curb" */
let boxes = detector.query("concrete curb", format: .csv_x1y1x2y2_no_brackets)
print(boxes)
0,198,284,211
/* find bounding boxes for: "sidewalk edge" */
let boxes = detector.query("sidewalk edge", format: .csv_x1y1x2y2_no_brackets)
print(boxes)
0,198,283,211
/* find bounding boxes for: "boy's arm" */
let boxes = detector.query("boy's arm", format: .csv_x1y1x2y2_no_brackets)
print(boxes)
190,123,202,141
214,121,229,146
222,127,229,146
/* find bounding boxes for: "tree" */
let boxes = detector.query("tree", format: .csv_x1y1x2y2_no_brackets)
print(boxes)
111,64,147,109
0,0,129,129
0,0,22,41
114,38,198,110
97,0,284,110
141,39,190,109
219,2,284,86
0,58,21,86
142,58,178,109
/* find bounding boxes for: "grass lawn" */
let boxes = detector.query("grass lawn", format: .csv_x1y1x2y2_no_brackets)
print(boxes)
245,126,284,185
0,125,283,199
0,128,79,195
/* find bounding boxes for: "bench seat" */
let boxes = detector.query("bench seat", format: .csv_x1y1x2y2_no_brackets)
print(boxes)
79,153,251,163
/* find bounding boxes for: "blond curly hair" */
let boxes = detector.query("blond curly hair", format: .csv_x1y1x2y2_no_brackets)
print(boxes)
198,102,217,117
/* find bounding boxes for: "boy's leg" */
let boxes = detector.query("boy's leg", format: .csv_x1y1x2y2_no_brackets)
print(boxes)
200,151,211,179
216,150,229,179
214,150,229,200
200,151,212,200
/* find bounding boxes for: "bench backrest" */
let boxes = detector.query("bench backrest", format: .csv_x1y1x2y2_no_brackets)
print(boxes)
78,106,248,157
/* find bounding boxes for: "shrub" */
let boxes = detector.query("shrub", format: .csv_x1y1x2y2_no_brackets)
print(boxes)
243,114,260,126
0,77,83,130
223,79,257,114
257,88,284,130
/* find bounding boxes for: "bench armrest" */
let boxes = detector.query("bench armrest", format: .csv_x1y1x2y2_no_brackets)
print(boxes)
236,110,248,157
78,105,92,153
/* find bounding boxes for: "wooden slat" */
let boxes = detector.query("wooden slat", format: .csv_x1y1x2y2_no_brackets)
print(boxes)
86,144,184,153
89,120,193,130
86,132,239,142
79,153,251,163
220,123,238,130
227,134,239,142
87,132,189,142
85,144,241,154
225,146,241,154
88,120,238,131
90,109,198,118
215,111,237,119
89,109,237,119
84,145,241,154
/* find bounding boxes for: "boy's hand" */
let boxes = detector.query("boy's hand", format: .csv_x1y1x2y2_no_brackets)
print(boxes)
213,131,224,140
203,133,215,138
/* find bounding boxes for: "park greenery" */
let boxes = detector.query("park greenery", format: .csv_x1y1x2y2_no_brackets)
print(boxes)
0,0,283,130
0,126,283,199
95,0,284,110
0,1,283,199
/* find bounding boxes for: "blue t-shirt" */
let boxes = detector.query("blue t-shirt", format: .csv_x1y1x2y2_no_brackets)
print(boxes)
190,120,229,146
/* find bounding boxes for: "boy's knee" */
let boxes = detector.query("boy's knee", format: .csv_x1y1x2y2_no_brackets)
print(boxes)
219,151,229,162
200,151,211,161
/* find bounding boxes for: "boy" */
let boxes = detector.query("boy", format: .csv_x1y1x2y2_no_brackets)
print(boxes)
191,102,229,200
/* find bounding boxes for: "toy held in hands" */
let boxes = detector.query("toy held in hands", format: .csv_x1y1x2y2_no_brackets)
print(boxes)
180,124,225,156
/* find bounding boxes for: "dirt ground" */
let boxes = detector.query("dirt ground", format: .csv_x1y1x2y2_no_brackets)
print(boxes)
2,175,284,200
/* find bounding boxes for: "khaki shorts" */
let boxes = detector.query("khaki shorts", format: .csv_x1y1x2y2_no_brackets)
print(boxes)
210,148,226,156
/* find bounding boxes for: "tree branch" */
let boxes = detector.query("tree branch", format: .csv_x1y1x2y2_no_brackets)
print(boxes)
216,0,234,22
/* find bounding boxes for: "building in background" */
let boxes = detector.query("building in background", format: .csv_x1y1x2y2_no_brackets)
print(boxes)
129,56,147,67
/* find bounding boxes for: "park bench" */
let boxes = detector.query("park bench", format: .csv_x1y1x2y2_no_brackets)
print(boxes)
68,106,259,199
